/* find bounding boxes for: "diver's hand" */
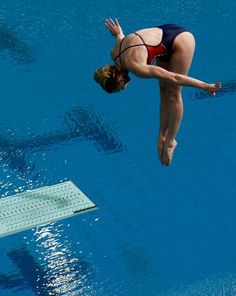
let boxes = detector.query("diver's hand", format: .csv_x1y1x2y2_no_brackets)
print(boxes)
105,18,124,38
206,82,221,96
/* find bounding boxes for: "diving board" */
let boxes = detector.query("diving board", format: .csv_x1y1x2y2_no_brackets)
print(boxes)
0,181,98,237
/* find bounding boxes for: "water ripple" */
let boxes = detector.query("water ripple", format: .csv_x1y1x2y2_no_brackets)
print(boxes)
1,223,100,295
189,80,236,100
33,223,96,296
160,273,236,296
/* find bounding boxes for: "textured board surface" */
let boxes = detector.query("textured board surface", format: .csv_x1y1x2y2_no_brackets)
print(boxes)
0,181,97,237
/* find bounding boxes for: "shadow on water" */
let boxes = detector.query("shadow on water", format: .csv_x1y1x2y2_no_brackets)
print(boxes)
6,246,54,295
0,22,35,65
0,244,92,295
0,223,95,295
0,272,26,291
0,106,124,175
190,80,236,100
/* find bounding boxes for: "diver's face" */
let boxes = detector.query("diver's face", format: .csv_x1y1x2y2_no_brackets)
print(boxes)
113,72,131,93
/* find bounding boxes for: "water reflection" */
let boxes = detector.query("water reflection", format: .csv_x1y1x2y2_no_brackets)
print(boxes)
1,224,97,295
0,22,35,64
33,224,95,295
8,246,55,295
0,106,124,175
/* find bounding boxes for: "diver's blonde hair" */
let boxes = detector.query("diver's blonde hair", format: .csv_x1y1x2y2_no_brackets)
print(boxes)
94,64,120,93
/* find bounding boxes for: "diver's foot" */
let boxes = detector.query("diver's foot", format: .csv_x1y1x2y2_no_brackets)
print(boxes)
161,140,177,166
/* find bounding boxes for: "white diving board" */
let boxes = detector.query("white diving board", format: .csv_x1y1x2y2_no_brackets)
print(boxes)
0,181,98,237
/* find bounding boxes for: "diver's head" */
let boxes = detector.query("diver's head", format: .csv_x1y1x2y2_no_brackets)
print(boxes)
94,64,130,93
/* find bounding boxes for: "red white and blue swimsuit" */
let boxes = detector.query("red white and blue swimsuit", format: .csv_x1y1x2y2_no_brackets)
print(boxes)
114,24,189,65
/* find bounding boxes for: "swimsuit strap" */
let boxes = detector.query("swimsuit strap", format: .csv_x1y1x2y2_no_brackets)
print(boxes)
113,32,165,66
113,34,146,65
133,32,146,44
134,32,163,48
113,37,125,64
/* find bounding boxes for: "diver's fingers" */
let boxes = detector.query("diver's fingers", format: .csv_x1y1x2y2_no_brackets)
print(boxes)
109,18,116,26
105,21,116,33
105,19,113,27
105,18,116,29
105,21,117,33
115,18,120,27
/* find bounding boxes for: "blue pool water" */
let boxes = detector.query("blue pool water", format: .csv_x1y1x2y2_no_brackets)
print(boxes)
0,0,236,295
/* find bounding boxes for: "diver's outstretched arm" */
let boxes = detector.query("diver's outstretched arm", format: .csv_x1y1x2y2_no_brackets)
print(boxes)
128,63,221,95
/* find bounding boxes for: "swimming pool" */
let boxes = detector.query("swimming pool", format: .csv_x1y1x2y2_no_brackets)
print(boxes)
0,0,236,295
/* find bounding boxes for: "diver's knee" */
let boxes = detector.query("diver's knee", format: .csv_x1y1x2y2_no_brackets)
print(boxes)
160,83,182,99
167,89,182,104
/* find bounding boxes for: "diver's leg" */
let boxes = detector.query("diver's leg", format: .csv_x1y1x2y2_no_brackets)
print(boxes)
162,32,195,166
158,81,169,162
157,60,169,162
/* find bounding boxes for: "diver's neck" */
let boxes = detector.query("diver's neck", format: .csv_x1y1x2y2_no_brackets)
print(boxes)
114,63,128,73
